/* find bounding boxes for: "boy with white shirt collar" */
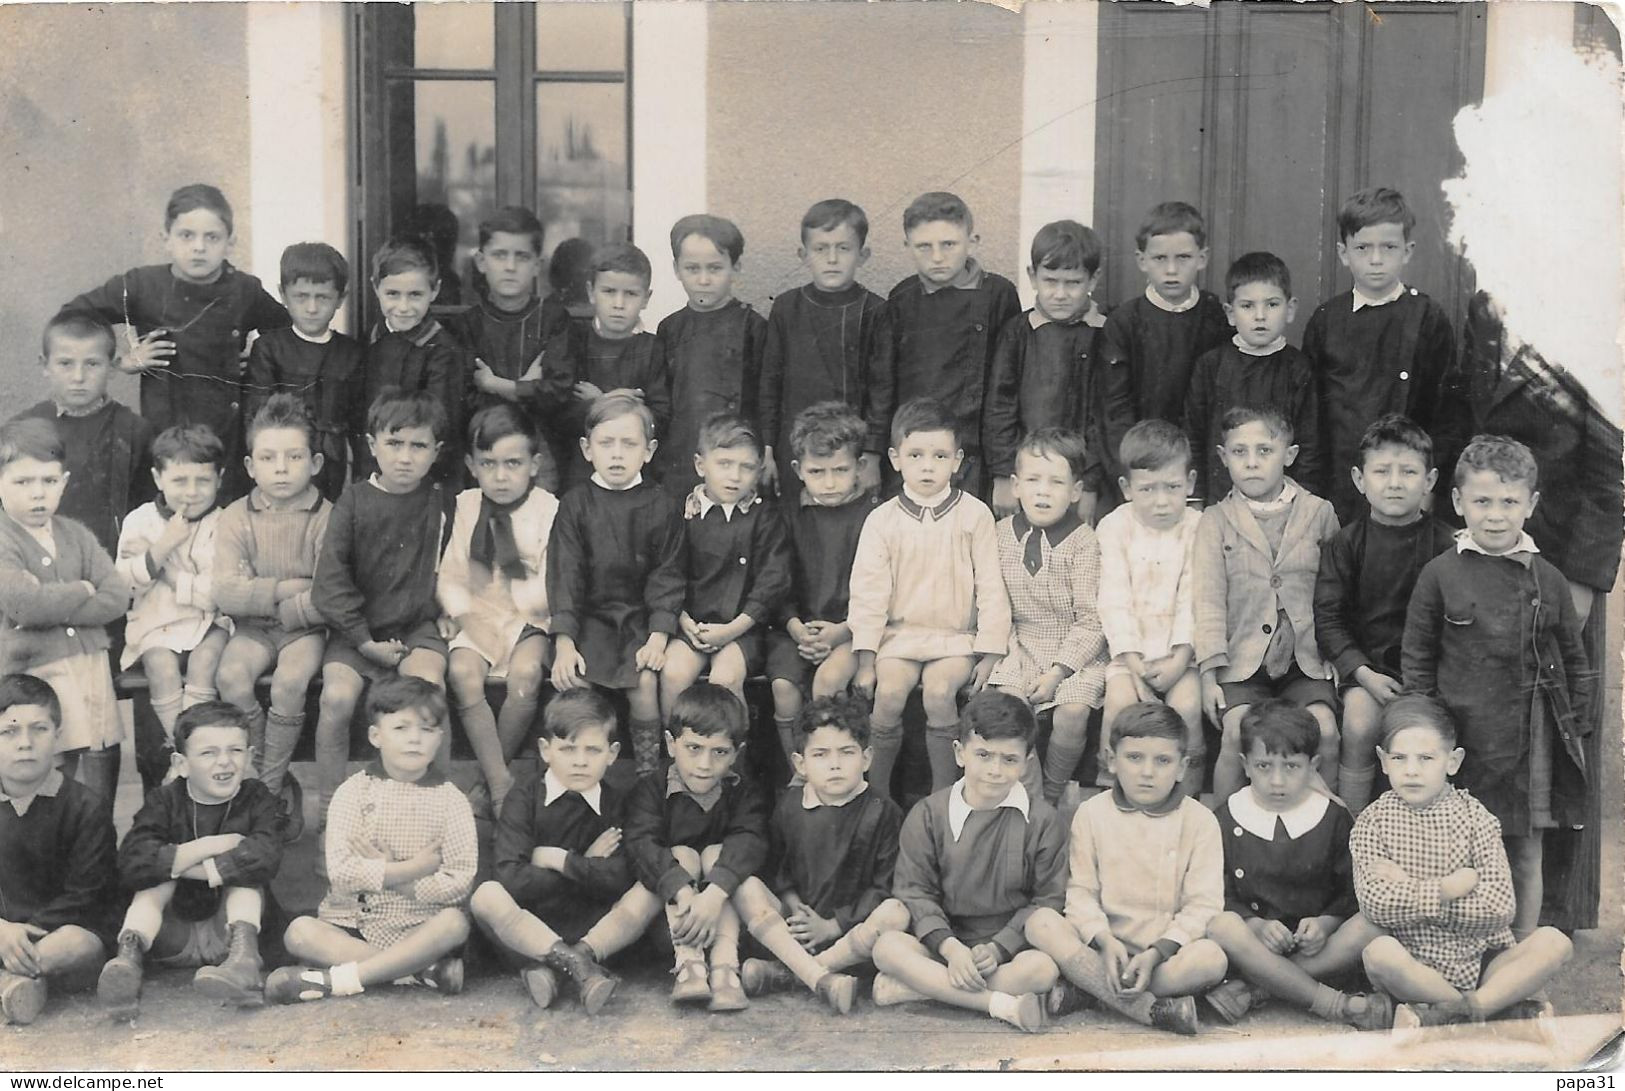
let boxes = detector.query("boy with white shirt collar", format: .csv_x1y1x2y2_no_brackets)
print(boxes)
871,691,1064,1034
469,689,630,1015
1203,700,1391,1029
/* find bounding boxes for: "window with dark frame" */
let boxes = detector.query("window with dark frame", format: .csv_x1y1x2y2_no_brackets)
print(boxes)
353,2,632,328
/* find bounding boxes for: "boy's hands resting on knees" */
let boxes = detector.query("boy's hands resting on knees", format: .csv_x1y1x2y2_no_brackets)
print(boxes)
786,904,841,951
1250,916,1297,955
436,616,461,641
1026,665,1066,706
360,639,407,669
1200,668,1227,727
551,637,587,690
1293,916,1336,957
635,632,668,672
1143,647,1192,694
0,920,47,976
1096,935,1132,995
1354,666,1403,705
941,938,989,992
671,884,727,947
1120,948,1163,995
853,653,877,700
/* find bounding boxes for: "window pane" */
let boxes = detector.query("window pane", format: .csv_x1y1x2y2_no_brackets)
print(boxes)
536,82,629,254
535,2,626,72
414,3,494,70
385,80,496,305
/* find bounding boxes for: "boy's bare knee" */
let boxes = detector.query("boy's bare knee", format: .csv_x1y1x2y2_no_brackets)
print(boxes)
1205,911,1248,946
507,662,545,699
469,881,509,919
1023,906,1068,946
1186,938,1228,981
283,916,318,954
1531,926,1573,965
1361,935,1405,979
869,899,910,934
871,929,915,969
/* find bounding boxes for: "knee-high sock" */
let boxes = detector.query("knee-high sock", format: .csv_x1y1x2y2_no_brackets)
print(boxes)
710,901,742,968
1338,761,1376,816
151,692,184,742
223,886,263,928
1182,744,1207,798
817,922,878,972
746,911,826,990
1056,946,1155,1025
666,902,705,970
924,722,959,791
75,746,120,809
580,886,661,961
868,719,903,801
243,703,268,763
482,896,562,961
629,717,663,775
495,691,540,760
260,709,306,797
181,684,218,710
122,888,167,945
314,714,351,814
1042,730,1089,804
454,697,508,793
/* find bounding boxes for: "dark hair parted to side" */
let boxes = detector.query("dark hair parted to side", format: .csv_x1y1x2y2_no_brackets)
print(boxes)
151,424,224,472
1359,413,1434,470
0,673,61,727
793,693,871,752
366,675,448,730
1238,699,1319,760
585,389,656,443
41,310,117,359
174,700,250,755
0,418,63,470
592,242,653,290
367,386,449,442
1119,418,1191,475
539,688,619,742
467,403,537,456
888,396,959,450
697,413,761,458
670,214,745,265
1337,186,1416,242
903,191,973,234
1453,433,1539,490
1219,404,1294,445
667,682,749,745
280,242,350,295
1135,201,1206,250
479,206,545,253
1380,692,1458,750
1030,219,1102,275
1225,251,1292,301
789,401,866,461
165,183,234,234
1109,701,1187,751
801,199,870,247
371,235,439,284
247,392,317,451
1015,427,1090,484
958,689,1036,750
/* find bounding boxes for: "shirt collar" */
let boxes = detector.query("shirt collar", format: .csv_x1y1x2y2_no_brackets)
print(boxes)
799,483,868,508
1232,333,1288,357
1226,787,1331,840
362,760,449,788
1145,285,1199,313
0,768,63,816
802,781,868,810
1110,781,1187,817
1352,282,1407,311
543,767,602,815
1243,479,1298,516
1455,527,1540,562
947,778,1030,841
246,484,324,513
592,316,646,337
686,484,758,522
1011,508,1083,550
919,258,985,295
54,397,110,418
291,325,334,345
374,316,442,347
590,472,644,492
665,763,738,812
1027,307,1091,330
897,485,961,522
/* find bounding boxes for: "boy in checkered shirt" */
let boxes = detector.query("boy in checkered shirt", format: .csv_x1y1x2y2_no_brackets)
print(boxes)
1353,695,1572,1032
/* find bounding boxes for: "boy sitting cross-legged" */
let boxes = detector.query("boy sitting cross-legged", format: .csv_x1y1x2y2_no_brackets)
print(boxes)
1202,700,1390,1029
1027,702,1227,1035
98,702,286,1015
267,676,476,1004
871,690,1065,1034
0,673,120,1026
569,683,768,1012
733,694,909,1013
469,689,629,1015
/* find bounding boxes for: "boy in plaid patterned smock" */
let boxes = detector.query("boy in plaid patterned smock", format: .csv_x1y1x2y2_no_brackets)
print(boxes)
1354,695,1572,1031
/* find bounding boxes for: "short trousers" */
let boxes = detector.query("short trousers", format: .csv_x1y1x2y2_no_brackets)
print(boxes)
1220,664,1337,714
677,627,763,674
232,619,324,656
765,629,810,687
150,912,230,970
323,620,448,679
448,623,548,680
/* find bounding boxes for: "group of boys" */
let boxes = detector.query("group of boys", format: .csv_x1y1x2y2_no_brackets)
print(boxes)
0,179,1584,1041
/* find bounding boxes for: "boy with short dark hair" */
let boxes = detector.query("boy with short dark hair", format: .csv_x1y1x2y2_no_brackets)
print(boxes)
245,242,363,501
660,414,791,711
98,702,285,1015
759,199,894,495
1203,700,1388,1029
883,192,1021,499
849,397,1011,798
572,684,768,1011
1314,414,1455,815
1193,406,1341,802
1303,187,1456,521
872,690,1064,1034
1184,252,1323,503
655,215,768,488
766,402,881,760
984,219,1114,516
267,676,476,1004
311,388,454,816
14,311,155,556
469,688,630,1015
0,673,120,1026
1027,702,1227,1035
734,695,909,1013
455,208,560,411
1099,202,1231,478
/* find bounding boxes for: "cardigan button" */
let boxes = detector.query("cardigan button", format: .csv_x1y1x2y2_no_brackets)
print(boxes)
1262,624,1272,634
1270,576,1282,588
40,556,51,567
1233,826,1243,836
65,626,75,637
1399,371,1409,381
1234,868,1245,878
1250,902,1260,911
738,557,747,565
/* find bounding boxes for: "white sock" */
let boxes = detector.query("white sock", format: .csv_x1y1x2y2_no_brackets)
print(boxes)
987,991,1022,1025
123,902,163,946
328,962,363,997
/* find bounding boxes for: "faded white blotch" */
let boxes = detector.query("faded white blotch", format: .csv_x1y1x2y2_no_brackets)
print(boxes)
1444,37,1623,427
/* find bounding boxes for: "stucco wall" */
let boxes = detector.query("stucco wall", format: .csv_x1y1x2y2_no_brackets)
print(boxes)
0,3,252,420
705,2,1026,312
